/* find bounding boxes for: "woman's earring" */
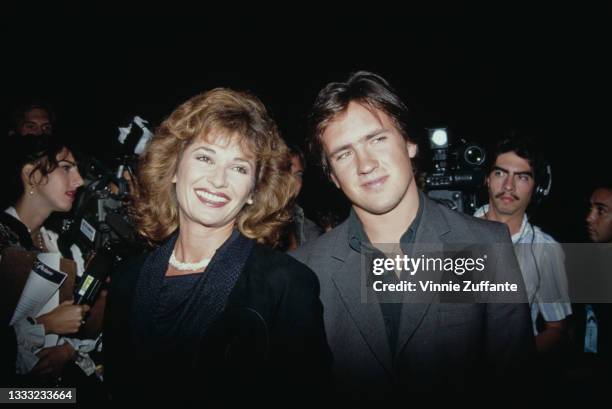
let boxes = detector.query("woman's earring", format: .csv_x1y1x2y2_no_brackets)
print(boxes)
247,198,253,205
29,186,34,195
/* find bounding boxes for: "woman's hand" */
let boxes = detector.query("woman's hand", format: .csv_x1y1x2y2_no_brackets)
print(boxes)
30,344,76,378
37,301,90,335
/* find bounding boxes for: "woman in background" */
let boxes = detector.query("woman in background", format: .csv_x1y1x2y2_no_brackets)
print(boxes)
0,136,90,384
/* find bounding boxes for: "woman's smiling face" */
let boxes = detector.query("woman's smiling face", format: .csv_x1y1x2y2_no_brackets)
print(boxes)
173,132,256,232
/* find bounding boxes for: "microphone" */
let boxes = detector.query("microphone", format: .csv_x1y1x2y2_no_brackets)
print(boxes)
74,249,113,305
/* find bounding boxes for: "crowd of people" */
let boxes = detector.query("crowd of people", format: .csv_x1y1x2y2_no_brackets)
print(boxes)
1,72,610,403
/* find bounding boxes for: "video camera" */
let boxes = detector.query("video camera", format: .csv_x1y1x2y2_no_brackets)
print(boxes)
57,116,153,265
422,128,487,214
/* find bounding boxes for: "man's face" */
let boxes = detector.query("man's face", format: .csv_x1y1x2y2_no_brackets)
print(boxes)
320,102,417,217
290,154,304,196
486,152,535,217
18,108,53,136
586,188,612,243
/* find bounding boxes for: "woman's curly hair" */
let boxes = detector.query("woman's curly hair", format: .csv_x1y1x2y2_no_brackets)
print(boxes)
133,88,296,247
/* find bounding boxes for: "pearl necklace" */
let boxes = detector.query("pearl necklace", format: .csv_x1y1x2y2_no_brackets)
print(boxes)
169,250,211,271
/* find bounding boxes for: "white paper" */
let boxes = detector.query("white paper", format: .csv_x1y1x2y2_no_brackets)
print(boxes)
9,253,66,326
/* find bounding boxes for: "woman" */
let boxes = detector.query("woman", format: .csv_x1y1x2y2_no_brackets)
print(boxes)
104,89,331,403
0,136,90,384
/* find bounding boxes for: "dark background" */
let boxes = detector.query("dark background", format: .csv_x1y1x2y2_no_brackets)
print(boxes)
3,5,609,242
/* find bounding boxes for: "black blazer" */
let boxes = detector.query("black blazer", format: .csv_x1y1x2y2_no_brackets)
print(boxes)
104,243,332,403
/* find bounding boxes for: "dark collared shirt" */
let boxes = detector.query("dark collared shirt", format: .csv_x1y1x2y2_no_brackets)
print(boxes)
347,191,424,356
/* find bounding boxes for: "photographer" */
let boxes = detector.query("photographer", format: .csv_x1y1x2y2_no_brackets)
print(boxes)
0,135,103,388
474,132,572,353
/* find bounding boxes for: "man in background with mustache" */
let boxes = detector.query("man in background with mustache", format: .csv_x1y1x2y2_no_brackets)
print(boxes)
474,133,572,353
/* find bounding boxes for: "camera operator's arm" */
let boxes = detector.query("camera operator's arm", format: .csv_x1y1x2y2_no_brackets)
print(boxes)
37,301,90,335
12,301,89,374
30,343,77,378
56,288,108,377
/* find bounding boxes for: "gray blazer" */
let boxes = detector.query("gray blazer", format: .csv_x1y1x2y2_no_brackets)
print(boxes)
291,195,535,399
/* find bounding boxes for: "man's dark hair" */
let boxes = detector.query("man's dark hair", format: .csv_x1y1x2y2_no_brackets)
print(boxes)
8,100,56,136
590,177,612,193
308,71,420,176
489,130,547,188
289,143,306,171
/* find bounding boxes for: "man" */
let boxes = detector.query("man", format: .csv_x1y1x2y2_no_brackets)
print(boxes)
2,102,55,209
8,102,55,137
586,183,612,243
474,135,572,352
567,182,612,391
286,145,323,250
291,71,534,399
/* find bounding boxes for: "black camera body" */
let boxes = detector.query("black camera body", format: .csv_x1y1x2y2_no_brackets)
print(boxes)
423,128,486,214
58,155,143,266
57,116,152,266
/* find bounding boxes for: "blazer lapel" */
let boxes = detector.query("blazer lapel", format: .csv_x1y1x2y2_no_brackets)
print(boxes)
395,196,449,358
328,223,394,374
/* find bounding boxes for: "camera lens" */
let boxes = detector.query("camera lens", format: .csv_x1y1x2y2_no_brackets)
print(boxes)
464,145,485,166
